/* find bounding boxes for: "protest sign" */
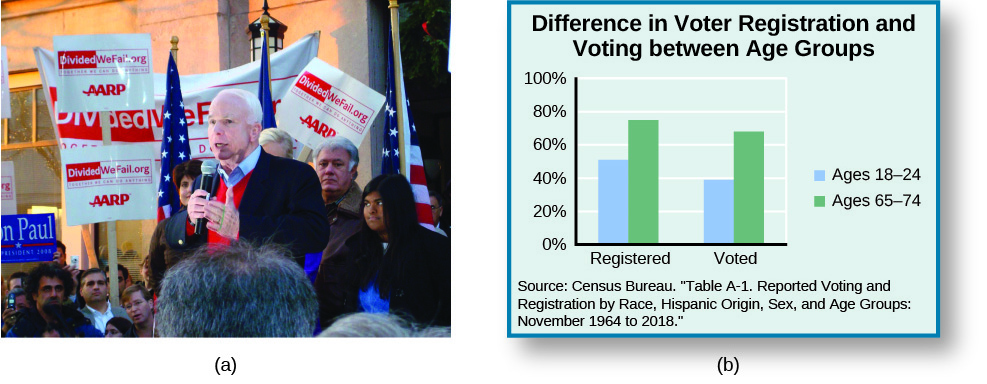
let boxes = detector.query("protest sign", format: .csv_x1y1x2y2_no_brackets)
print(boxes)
1,161,15,215
278,58,386,148
61,143,158,226
53,34,154,113
34,33,320,155
1,213,57,263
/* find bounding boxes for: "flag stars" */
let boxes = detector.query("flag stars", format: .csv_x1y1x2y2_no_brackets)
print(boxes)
386,105,395,117
164,111,171,120
178,152,186,160
164,174,171,182
382,148,390,157
179,101,184,109
179,118,186,126
161,150,168,158
389,128,398,137
179,135,186,143
393,149,399,157
167,136,172,143
158,190,164,198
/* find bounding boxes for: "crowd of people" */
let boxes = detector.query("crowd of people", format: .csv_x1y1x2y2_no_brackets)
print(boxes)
1,89,451,338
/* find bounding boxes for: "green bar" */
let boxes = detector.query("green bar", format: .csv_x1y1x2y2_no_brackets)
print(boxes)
734,131,764,243
628,120,660,242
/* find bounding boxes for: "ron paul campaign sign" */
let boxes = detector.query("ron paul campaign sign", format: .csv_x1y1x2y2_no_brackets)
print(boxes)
1,213,57,263
34,33,320,155
53,34,154,113
278,58,386,149
61,143,158,226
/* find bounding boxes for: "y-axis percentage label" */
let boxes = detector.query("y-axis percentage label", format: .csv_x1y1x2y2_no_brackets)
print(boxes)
524,71,567,85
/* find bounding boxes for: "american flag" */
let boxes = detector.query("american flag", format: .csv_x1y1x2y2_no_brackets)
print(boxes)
382,26,434,230
258,28,277,129
156,53,191,221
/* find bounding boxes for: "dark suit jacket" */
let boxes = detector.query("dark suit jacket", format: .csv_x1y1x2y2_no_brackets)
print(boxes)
164,150,330,266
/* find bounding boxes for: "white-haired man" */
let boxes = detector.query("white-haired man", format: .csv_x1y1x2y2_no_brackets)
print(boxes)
164,89,330,266
312,137,366,323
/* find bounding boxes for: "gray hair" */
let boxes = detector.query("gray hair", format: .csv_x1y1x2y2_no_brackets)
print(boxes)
156,241,318,337
258,128,294,158
314,136,359,171
319,312,450,338
215,88,264,126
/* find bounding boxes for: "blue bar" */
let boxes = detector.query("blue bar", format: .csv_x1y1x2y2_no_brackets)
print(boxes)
704,180,734,243
599,160,629,242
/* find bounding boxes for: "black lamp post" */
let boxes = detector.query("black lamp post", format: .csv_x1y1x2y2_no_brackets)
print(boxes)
247,0,288,62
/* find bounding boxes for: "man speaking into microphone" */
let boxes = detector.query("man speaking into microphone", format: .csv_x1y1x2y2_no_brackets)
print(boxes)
165,89,329,265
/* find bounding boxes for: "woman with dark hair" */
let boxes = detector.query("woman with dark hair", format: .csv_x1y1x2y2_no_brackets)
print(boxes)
104,316,133,338
317,174,451,328
146,160,203,293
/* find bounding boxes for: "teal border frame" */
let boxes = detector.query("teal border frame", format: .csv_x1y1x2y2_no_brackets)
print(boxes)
506,0,941,338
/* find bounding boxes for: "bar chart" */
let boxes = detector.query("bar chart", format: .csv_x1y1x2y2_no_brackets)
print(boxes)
575,77,786,245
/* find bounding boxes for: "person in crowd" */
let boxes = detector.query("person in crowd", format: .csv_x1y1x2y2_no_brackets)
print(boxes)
314,137,364,257
319,312,450,338
1,288,30,336
7,271,27,292
316,174,451,327
156,241,318,337
107,264,133,292
428,189,448,237
121,285,156,338
259,128,295,159
146,159,202,293
165,89,329,266
139,256,151,287
52,241,67,266
77,268,129,333
49,240,85,307
3,272,27,305
5,264,102,337
104,316,133,338
308,137,364,286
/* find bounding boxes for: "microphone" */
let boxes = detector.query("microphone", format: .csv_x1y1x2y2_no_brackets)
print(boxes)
195,160,220,235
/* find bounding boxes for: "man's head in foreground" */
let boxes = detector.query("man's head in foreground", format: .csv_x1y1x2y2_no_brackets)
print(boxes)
156,241,318,337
